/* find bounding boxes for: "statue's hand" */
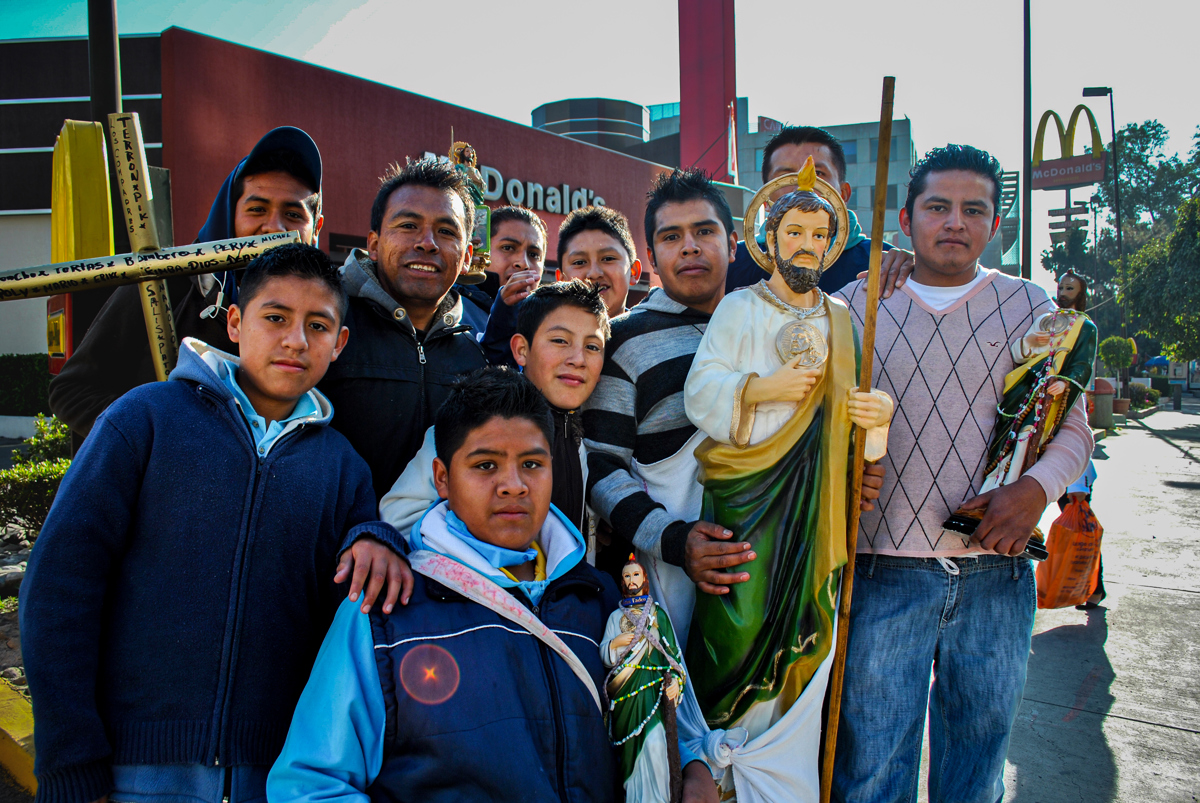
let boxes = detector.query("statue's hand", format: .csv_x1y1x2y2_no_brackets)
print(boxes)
665,676,681,702
847,388,893,429
745,357,821,404
1047,380,1067,397
1025,331,1052,352
612,632,635,652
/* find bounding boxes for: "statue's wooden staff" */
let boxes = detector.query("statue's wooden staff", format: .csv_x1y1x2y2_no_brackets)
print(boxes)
819,75,895,803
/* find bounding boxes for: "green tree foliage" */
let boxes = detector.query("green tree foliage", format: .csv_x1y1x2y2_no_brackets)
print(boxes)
1098,335,1135,374
1125,198,1200,362
1092,120,1199,236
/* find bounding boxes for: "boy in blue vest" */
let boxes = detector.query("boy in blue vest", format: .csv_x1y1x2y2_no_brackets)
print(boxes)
21,243,412,803
268,368,716,803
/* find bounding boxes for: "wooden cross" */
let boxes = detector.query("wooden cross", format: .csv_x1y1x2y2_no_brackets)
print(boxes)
0,112,298,380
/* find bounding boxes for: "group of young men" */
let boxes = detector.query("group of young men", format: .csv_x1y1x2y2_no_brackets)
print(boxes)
20,122,1091,803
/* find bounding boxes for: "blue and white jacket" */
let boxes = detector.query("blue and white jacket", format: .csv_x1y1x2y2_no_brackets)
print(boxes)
269,501,625,802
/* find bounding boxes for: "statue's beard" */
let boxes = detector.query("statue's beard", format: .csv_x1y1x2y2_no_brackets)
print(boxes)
1056,292,1080,310
774,243,823,295
623,580,648,598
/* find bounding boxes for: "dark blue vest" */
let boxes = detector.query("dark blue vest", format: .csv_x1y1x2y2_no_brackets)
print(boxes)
367,562,620,803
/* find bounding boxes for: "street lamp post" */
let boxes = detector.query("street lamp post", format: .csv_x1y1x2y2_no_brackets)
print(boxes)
1084,85,1128,397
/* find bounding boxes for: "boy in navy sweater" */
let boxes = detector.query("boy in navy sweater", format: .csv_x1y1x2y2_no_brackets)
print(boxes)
20,244,413,803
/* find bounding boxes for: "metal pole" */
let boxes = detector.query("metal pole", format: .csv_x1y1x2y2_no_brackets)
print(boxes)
88,0,129,257
1021,0,1032,280
1108,91,1130,396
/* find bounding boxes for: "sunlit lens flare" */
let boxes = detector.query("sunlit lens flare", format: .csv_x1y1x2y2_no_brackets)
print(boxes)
399,644,460,705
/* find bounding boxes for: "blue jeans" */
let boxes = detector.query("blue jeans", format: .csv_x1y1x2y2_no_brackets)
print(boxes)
111,764,270,803
831,553,1036,803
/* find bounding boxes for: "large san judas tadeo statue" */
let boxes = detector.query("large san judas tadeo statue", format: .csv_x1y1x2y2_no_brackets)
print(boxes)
681,158,893,800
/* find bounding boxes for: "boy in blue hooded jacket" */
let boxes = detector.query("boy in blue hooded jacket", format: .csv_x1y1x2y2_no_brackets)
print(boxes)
21,244,412,803
269,368,714,802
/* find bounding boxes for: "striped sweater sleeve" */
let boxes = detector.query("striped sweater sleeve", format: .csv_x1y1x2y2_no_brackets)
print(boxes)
582,307,702,565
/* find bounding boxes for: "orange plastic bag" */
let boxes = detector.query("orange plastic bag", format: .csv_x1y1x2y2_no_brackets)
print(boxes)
1036,498,1103,609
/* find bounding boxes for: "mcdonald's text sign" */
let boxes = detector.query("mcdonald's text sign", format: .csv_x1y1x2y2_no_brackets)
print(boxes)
1032,153,1107,191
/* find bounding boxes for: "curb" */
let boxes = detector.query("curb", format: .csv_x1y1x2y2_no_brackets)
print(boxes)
1092,428,1107,443
0,681,35,793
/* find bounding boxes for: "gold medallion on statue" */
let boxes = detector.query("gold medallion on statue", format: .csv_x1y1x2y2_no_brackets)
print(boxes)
776,321,828,367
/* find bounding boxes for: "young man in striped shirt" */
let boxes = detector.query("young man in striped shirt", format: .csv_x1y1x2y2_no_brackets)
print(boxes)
582,169,755,650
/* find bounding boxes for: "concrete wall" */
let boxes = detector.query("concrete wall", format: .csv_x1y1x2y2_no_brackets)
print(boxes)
0,213,50,355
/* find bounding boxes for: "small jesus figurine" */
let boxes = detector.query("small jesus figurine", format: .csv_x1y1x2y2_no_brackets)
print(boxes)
944,292,1097,543
601,555,687,803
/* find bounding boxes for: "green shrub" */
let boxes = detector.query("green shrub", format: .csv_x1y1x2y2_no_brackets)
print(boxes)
1129,384,1162,409
0,457,70,536
11,414,70,465
0,354,51,416
1098,336,1135,374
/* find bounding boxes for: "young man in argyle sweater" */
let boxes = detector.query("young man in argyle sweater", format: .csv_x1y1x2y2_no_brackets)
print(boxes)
832,145,1093,803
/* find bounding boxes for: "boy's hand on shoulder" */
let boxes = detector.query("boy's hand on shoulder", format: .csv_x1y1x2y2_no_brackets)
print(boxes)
682,760,719,803
335,538,414,614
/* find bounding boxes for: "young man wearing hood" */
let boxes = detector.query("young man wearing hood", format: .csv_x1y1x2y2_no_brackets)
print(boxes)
48,126,324,438
320,158,487,502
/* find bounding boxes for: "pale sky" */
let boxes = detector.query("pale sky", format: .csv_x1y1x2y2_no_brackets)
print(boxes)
6,0,1196,295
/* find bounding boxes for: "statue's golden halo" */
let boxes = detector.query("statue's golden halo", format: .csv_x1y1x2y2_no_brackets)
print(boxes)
743,171,850,274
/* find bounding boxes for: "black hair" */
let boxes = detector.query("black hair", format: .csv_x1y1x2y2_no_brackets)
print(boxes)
370,158,475,239
643,168,735,262
761,126,847,187
236,242,347,323
234,149,322,220
434,367,554,465
904,144,1003,220
557,206,637,267
515,280,610,344
491,205,548,246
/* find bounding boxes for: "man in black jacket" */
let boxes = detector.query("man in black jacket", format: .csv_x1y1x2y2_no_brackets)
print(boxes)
321,158,487,501
48,126,324,437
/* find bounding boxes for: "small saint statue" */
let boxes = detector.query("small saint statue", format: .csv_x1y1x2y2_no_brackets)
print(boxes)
601,555,687,803
449,139,490,282
943,279,1098,542
681,156,893,796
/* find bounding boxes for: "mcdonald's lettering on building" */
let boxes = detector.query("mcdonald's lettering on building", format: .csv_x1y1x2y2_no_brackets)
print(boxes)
1031,153,1108,191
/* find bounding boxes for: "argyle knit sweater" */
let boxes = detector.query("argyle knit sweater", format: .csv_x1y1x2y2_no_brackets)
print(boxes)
836,270,1093,557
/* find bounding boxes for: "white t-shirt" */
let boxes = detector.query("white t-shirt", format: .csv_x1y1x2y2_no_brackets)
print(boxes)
905,267,994,312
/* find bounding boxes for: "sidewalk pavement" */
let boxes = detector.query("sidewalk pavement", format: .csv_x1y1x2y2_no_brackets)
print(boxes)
913,398,1200,802
1001,400,1200,802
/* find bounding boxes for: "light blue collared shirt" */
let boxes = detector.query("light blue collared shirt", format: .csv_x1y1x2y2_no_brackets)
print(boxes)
219,358,319,456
